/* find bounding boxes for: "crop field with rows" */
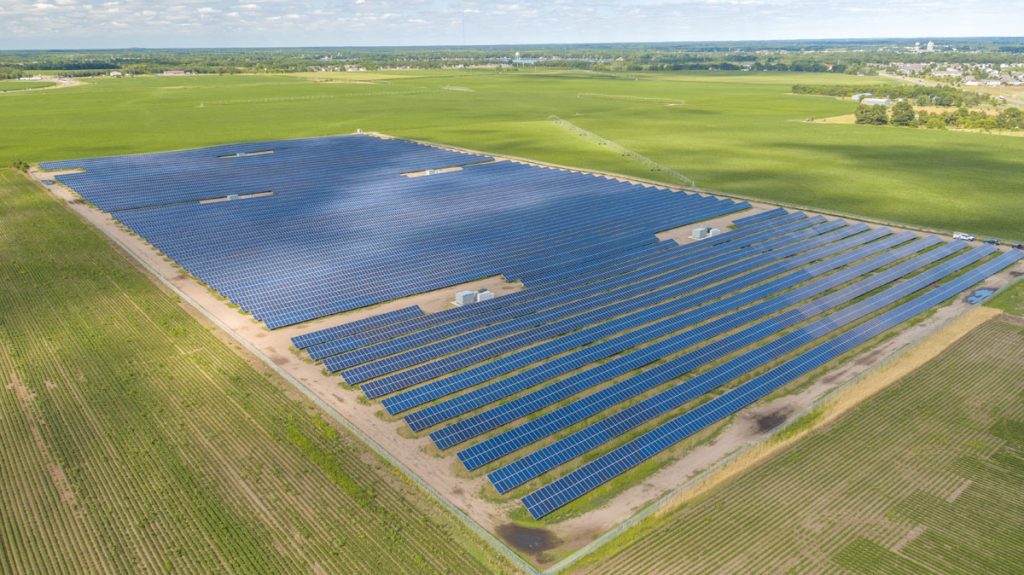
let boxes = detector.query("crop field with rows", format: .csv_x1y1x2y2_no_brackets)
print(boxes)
573,313,1024,574
0,169,512,575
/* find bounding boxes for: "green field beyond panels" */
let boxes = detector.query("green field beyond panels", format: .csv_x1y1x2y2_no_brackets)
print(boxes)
2,70,1023,240
0,170,511,575
573,314,1024,574
0,80,55,92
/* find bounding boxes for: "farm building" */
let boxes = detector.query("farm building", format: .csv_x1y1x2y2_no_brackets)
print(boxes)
860,97,893,106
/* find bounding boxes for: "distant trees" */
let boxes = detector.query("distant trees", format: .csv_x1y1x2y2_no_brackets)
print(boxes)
854,104,889,125
793,84,990,108
890,100,916,126
997,107,1024,130
914,106,1022,131
851,99,1022,132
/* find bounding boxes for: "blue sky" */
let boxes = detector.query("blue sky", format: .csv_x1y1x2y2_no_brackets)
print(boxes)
1,0,1022,50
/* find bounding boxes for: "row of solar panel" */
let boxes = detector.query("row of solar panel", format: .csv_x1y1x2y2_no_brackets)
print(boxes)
485,242,991,494
50,135,749,327
417,232,938,443
308,212,820,361
288,206,1018,520
126,184,743,326
363,223,879,402
299,211,817,357
521,248,1022,517
42,135,486,211
292,306,424,350
315,211,835,362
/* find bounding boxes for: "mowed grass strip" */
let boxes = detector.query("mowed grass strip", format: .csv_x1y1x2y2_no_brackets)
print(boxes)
0,80,55,92
0,169,514,575
572,314,1024,575
3,70,1022,239
987,278,1024,317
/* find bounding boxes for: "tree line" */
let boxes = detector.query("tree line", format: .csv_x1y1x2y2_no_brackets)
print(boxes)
794,83,991,107
855,101,1024,131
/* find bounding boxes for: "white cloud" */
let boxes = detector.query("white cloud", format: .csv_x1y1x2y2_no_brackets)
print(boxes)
1,0,1023,49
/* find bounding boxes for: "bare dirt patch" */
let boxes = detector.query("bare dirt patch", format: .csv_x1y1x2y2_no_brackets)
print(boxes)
496,523,561,556
656,202,781,245
946,479,973,503
807,114,856,125
753,408,792,433
890,524,926,553
2,348,79,509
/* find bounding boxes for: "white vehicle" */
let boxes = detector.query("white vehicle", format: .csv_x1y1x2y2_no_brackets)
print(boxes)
952,232,975,241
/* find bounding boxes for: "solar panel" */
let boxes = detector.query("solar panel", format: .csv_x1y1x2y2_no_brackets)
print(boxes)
356,222,872,395
487,244,992,493
417,233,938,443
731,207,788,227
301,213,816,353
521,248,1022,518
392,227,908,421
452,237,958,465
49,135,749,328
292,306,424,349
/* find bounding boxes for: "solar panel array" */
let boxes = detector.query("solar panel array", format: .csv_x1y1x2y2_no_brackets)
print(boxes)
44,134,747,328
294,207,1021,519
43,134,1019,521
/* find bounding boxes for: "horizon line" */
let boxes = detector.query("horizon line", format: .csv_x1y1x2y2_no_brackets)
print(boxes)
3,35,1023,53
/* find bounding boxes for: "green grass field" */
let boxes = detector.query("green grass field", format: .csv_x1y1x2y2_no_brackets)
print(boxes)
0,169,513,574
2,69,1022,240
0,80,54,92
571,314,1024,574
988,277,1024,316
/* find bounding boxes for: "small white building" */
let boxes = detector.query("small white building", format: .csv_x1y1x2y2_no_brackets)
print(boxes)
453,291,476,306
860,97,893,107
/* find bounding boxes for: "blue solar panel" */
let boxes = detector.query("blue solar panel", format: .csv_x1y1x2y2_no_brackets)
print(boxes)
417,233,938,443
48,134,749,328
521,248,1022,518
313,215,823,358
317,216,839,368
347,220,852,376
732,207,788,227
291,306,424,349
487,244,992,493
387,225,897,417
452,237,958,467
356,222,870,396
299,213,813,353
